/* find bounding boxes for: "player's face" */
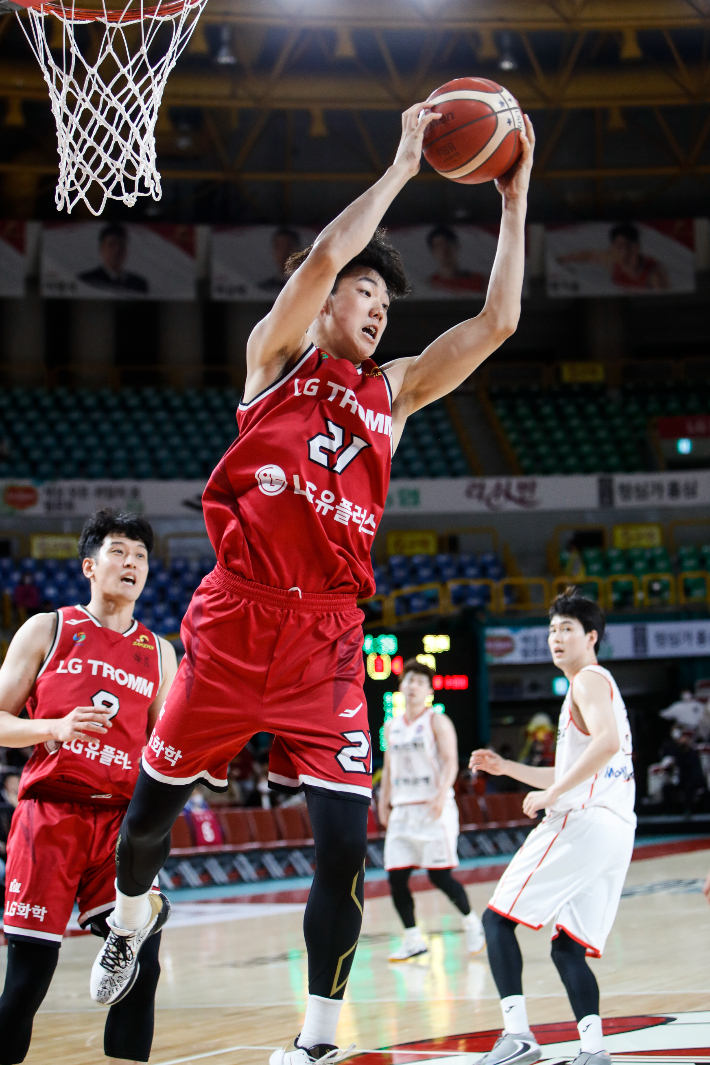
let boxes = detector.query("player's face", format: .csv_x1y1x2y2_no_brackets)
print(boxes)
83,535,149,604
548,614,597,672
322,270,389,363
399,670,433,713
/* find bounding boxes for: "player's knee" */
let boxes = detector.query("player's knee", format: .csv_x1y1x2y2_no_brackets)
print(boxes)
551,929,586,968
308,793,368,876
482,907,513,941
427,868,449,890
122,803,169,849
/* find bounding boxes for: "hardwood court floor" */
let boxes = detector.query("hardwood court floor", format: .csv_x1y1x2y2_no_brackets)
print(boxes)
4,846,710,1065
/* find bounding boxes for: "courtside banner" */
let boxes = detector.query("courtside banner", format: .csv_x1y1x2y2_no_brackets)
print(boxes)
41,223,197,300
1,473,710,518
486,620,710,665
385,472,710,514
210,225,319,301
0,221,26,298
546,219,695,297
0,481,206,518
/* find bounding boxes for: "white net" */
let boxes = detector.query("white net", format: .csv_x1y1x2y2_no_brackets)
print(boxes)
17,0,208,215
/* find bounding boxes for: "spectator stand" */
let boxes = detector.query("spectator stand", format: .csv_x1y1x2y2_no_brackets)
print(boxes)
162,792,535,893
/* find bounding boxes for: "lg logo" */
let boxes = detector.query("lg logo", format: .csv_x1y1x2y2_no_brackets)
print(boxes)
255,464,288,496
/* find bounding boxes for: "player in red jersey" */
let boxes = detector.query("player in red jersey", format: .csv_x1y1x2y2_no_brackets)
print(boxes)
0,508,176,1065
92,102,535,1064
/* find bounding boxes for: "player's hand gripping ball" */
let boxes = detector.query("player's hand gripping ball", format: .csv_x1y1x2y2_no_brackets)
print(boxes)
422,77,524,184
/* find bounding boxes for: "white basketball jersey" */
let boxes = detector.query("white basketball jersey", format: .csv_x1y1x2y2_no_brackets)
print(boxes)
551,664,636,825
387,708,451,806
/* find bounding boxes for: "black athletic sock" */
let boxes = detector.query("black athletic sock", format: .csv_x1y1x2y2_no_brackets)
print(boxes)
482,907,524,999
0,939,59,1064
427,868,471,916
388,868,416,928
117,767,194,895
551,929,600,1021
104,931,162,1060
303,789,368,999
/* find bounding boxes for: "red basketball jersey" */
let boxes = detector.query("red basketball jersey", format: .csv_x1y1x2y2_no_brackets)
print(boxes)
19,606,163,806
203,344,392,598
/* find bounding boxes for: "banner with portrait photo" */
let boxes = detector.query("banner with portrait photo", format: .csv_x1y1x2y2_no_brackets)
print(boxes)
0,221,26,298
389,224,500,301
41,223,197,300
546,220,695,298
211,225,319,301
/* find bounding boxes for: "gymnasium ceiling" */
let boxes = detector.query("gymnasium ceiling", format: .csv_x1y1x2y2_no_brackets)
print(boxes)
4,0,710,223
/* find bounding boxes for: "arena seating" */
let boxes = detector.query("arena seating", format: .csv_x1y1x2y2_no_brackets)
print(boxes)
0,388,469,482
558,543,710,607
0,386,241,480
0,554,214,636
490,382,648,475
387,399,471,478
163,794,533,891
372,550,505,614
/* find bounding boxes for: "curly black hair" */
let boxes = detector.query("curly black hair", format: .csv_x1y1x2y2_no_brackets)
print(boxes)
78,507,154,561
285,227,410,299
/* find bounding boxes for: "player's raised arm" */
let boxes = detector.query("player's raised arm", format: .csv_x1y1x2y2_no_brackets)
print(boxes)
383,116,534,431
0,613,112,747
244,102,441,401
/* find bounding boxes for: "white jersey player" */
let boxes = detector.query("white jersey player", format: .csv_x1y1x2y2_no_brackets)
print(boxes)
470,589,635,1065
378,658,485,960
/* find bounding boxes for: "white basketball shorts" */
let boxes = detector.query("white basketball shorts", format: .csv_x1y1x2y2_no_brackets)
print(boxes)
384,798,459,870
488,805,635,957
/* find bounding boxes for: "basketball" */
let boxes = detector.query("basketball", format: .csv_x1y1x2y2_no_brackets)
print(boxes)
422,77,525,184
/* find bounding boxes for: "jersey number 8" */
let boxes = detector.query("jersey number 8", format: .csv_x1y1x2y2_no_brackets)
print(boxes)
91,690,120,721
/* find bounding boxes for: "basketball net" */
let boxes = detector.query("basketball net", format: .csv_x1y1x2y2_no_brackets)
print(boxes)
13,0,207,215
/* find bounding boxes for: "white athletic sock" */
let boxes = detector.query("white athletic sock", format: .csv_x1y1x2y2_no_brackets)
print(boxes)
501,995,530,1035
578,1014,604,1054
112,887,151,932
299,994,343,1049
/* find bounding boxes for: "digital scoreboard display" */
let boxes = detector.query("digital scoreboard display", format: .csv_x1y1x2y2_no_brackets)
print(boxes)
363,622,479,767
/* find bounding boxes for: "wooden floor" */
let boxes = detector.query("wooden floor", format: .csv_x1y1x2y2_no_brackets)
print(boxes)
5,846,710,1065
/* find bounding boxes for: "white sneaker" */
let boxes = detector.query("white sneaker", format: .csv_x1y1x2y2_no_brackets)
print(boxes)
477,1031,541,1065
462,911,486,954
269,1037,355,1065
388,927,428,961
90,891,170,1005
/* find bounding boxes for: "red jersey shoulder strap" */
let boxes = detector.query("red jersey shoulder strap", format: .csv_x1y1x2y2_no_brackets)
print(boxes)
238,343,317,412
36,608,62,680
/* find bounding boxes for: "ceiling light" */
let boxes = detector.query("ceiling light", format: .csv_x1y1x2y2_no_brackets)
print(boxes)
497,32,518,72
215,26,237,66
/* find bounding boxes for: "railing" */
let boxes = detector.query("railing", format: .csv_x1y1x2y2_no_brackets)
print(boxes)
360,570,710,625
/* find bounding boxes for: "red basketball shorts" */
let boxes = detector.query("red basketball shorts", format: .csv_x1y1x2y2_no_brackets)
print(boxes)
3,798,124,943
143,564,372,802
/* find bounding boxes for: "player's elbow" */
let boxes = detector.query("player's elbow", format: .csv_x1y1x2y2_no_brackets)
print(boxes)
482,305,520,344
601,733,620,759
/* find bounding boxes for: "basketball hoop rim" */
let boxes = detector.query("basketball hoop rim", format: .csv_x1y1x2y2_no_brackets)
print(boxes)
15,0,201,23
